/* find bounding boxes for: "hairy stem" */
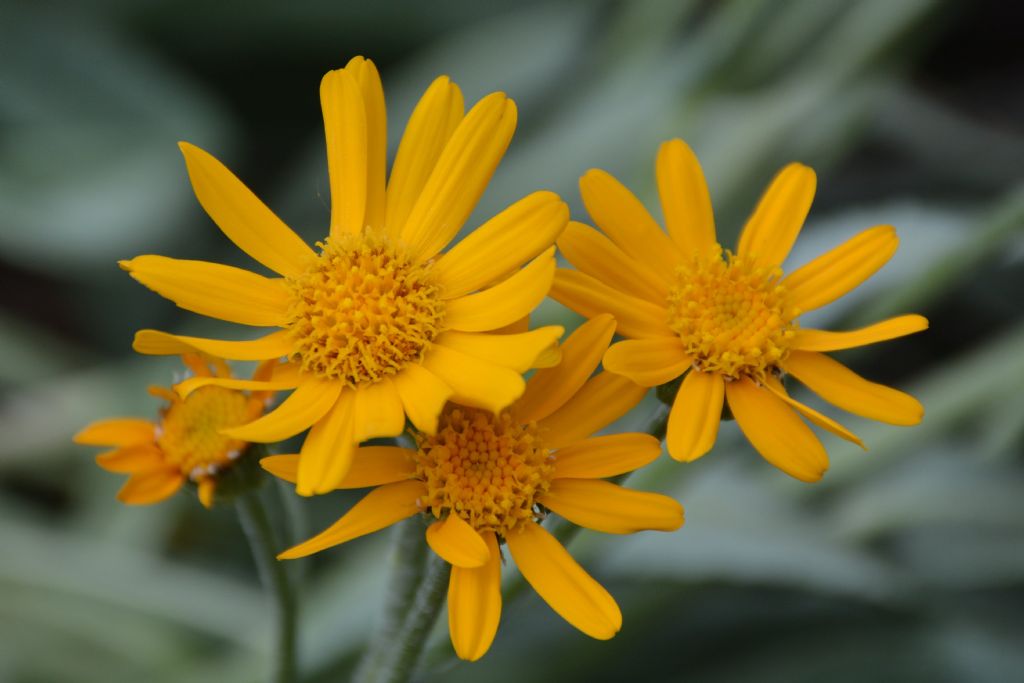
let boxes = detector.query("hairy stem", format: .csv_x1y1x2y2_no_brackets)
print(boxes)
353,516,430,681
358,550,450,683
236,489,298,683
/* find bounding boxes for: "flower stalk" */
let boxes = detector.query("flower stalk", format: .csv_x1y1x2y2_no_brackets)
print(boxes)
236,487,298,683
353,516,431,681
357,547,451,683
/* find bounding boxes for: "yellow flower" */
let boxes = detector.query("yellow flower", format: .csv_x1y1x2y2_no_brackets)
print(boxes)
120,57,568,496
552,139,927,482
73,355,272,507
262,315,684,660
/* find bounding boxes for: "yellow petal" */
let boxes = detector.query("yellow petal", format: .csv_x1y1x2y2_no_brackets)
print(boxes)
401,93,517,261
448,532,502,662
175,363,302,399
296,390,356,496
539,372,648,450
385,76,463,238
517,314,616,423
261,446,415,489
665,370,724,462
338,446,416,488
133,329,292,361
74,418,155,446
426,514,489,568
762,376,864,449
540,479,684,534
783,351,923,426
505,522,621,640
181,354,214,378
221,378,341,442
792,314,928,352
352,378,405,442
533,342,562,369
278,480,426,559
492,315,529,334
433,326,564,374
725,377,828,482
552,433,662,479
177,142,314,278
736,163,817,268
602,337,691,388
116,468,184,505
95,444,164,473
344,56,387,231
443,246,555,332
120,255,290,327
656,138,716,255
422,345,525,414
783,225,899,312
434,191,568,299
197,477,216,509
393,364,453,435
550,269,673,340
557,221,668,302
321,67,367,236
579,168,682,283
260,454,300,482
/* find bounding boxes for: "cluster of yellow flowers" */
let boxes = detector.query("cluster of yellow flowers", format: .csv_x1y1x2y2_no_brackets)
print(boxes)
76,57,925,662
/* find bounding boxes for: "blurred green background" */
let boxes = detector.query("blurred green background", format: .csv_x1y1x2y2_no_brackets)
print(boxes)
2,0,1023,681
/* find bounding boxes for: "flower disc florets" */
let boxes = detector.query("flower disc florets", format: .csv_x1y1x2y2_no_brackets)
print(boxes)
667,247,799,383
414,407,555,537
157,386,251,478
285,230,445,387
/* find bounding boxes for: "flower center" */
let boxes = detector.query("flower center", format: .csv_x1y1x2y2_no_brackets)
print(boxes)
666,248,798,383
285,230,445,387
413,406,554,537
157,386,252,477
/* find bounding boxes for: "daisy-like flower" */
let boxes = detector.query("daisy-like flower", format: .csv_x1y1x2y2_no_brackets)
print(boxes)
261,315,684,660
73,355,273,507
552,139,926,482
120,57,568,496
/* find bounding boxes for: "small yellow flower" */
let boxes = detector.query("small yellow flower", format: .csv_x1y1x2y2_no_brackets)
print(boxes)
552,139,927,481
120,57,568,496
262,315,684,660
73,355,272,507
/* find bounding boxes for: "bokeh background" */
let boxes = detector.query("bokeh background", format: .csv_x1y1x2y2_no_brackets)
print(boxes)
2,1,1023,681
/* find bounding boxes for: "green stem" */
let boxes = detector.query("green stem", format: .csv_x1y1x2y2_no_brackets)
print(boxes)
237,489,298,683
353,516,430,681
361,552,451,683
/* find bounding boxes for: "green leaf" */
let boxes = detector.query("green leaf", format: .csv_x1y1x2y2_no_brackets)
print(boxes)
595,459,904,601
0,510,264,648
0,7,228,274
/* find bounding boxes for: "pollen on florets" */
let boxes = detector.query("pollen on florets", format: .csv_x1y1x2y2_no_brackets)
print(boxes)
156,386,253,477
285,230,445,387
667,247,799,383
413,406,555,537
